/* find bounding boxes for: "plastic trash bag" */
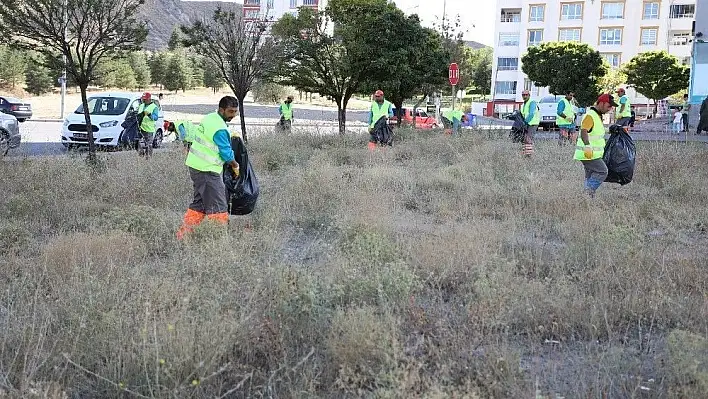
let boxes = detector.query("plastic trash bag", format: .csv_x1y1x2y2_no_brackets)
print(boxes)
370,117,393,146
507,110,526,143
603,124,636,185
223,135,260,215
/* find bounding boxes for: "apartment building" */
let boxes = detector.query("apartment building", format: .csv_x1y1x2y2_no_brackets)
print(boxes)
689,0,707,104
491,0,697,113
242,0,327,21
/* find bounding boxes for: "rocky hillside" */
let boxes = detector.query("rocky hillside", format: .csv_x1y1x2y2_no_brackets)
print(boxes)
139,0,242,50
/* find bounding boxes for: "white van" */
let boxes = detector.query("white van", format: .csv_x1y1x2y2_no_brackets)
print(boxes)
61,92,169,148
538,95,579,131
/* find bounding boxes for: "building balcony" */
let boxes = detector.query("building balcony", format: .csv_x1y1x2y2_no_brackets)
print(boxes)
244,0,260,6
500,8,522,23
302,0,318,5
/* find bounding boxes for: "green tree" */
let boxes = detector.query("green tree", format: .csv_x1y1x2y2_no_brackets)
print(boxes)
271,0,401,133
24,54,54,95
203,59,224,93
188,54,205,88
598,65,627,93
0,0,147,161
361,11,449,127
252,81,294,104
128,51,151,89
623,51,690,113
467,47,492,97
182,8,277,141
163,52,192,92
95,58,137,89
521,41,607,106
0,45,27,89
148,51,168,88
168,28,182,51
434,13,472,90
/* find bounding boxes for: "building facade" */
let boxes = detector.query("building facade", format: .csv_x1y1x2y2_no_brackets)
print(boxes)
689,0,707,105
242,0,326,21
491,0,697,113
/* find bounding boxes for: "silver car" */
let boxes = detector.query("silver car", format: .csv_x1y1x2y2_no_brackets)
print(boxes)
0,112,21,156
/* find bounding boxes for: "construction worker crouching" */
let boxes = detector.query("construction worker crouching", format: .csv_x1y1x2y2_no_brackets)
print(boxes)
278,95,294,133
574,93,618,198
556,91,577,145
168,120,195,151
520,90,540,156
615,87,632,128
177,96,240,240
442,109,468,135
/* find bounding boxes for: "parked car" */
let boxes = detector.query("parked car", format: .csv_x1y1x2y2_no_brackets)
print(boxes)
537,95,579,131
61,92,169,149
389,107,439,129
0,96,32,122
0,112,21,156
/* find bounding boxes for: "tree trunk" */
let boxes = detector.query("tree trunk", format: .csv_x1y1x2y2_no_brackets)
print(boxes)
237,94,248,142
412,94,426,129
79,84,96,161
336,102,346,135
394,100,403,127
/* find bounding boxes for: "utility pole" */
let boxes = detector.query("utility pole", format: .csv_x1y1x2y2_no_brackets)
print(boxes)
60,0,67,119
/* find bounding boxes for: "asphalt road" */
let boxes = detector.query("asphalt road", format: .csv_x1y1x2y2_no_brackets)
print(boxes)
165,103,371,123
6,120,708,158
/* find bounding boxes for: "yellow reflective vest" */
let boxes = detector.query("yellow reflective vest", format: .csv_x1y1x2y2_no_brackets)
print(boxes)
616,95,631,118
556,98,575,127
574,108,606,161
522,99,540,126
185,112,226,174
370,100,392,129
137,102,158,133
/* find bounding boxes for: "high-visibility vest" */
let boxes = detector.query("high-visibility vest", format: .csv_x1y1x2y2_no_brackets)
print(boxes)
574,108,606,161
185,112,225,174
443,109,463,121
137,102,158,133
556,98,575,126
175,120,195,142
280,102,293,120
370,100,392,128
522,99,540,126
616,95,631,118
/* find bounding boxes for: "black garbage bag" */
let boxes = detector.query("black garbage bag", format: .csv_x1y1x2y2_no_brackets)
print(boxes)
507,110,526,143
120,110,139,147
603,124,636,185
223,135,260,215
370,116,393,146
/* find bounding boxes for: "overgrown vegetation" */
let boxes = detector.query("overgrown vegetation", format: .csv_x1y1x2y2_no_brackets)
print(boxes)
1,130,706,397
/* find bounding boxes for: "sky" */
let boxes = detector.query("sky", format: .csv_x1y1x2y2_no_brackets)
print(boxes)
392,0,495,46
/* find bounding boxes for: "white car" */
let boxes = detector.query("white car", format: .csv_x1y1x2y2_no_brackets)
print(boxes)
61,92,169,149
537,95,579,131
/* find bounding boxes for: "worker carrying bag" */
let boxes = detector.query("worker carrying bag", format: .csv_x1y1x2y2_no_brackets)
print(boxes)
603,124,636,185
223,135,260,215
507,110,526,143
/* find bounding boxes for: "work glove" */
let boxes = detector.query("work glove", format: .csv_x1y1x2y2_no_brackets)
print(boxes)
583,146,593,160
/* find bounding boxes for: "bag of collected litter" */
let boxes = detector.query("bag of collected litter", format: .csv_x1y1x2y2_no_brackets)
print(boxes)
370,117,394,146
223,135,260,215
603,124,636,185
507,110,526,143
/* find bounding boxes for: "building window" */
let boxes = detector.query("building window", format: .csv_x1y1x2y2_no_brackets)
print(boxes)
599,28,622,45
529,5,545,22
643,2,659,19
245,9,260,19
497,57,519,71
501,9,522,22
559,28,581,42
680,56,691,66
601,53,621,68
601,2,624,19
499,33,520,46
290,0,298,8
528,30,543,46
302,0,317,5
641,28,658,45
523,79,541,97
244,0,260,5
560,3,583,20
495,81,518,95
671,32,691,46
670,4,695,19
267,0,274,8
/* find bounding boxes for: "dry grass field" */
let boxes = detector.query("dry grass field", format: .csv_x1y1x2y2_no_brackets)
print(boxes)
1,129,706,398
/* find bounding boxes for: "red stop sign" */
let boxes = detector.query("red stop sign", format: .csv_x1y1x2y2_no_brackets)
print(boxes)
449,63,459,86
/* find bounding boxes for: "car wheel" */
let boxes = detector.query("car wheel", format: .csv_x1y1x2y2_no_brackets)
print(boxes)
0,130,9,156
153,130,163,149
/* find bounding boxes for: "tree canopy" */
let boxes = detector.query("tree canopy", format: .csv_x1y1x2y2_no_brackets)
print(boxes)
623,51,690,104
521,42,607,106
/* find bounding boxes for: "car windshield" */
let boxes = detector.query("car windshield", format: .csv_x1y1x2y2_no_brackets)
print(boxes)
74,97,131,116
